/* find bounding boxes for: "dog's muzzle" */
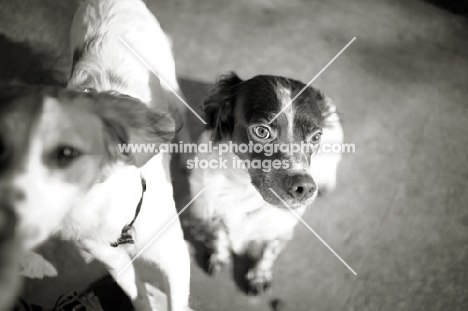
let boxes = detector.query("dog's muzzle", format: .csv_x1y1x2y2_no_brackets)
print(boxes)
284,174,316,202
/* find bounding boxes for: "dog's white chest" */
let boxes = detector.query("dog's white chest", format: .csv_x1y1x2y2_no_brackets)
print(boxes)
189,131,304,252
59,164,143,241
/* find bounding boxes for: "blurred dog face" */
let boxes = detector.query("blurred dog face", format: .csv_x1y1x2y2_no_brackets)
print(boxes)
0,86,174,250
204,74,336,209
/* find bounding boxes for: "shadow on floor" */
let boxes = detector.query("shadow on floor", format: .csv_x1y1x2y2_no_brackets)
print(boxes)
0,33,69,86
424,0,468,16
169,77,210,211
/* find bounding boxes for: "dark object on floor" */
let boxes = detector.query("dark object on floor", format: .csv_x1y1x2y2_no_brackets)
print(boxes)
14,298,43,311
52,291,102,311
15,276,133,311
270,298,285,311
87,276,132,311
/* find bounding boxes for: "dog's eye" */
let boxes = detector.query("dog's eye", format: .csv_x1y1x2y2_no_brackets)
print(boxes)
50,146,82,168
310,132,322,144
253,126,270,139
83,88,96,94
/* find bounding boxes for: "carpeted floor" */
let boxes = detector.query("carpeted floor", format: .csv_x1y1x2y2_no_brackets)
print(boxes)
1,0,467,310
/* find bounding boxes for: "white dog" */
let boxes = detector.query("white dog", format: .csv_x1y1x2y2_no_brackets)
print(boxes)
0,85,172,309
65,0,191,310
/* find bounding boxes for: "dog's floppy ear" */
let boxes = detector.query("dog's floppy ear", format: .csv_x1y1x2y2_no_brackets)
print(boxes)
93,93,175,167
204,72,243,141
318,96,343,150
319,96,341,130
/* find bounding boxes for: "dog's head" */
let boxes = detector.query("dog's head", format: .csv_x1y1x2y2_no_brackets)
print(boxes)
204,73,338,209
0,85,174,250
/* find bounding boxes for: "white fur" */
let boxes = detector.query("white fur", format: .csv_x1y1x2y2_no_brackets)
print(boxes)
15,96,105,251
311,98,343,193
189,131,307,254
276,85,294,140
3,87,115,307
60,154,190,311
189,97,343,275
68,0,193,165
189,102,343,239
64,1,191,310
69,0,180,107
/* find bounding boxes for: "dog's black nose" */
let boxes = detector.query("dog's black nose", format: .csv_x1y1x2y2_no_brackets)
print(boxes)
287,175,316,201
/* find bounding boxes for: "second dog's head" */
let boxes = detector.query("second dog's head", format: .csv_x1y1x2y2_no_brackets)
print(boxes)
204,73,338,209
0,85,174,250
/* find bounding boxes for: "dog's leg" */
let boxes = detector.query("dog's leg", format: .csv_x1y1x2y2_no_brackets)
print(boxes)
246,238,288,295
140,239,191,311
162,243,190,311
79,240,151,311
207,224,230,275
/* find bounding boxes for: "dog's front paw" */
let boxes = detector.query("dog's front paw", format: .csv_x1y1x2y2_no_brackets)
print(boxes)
207,253,229,275
246,267,272,295
19,251,58,279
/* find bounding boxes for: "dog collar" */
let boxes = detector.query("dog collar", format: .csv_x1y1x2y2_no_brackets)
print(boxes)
110,174,146,247
83,88,131,98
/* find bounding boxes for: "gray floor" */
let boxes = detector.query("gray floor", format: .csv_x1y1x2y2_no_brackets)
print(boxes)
1,0,467,310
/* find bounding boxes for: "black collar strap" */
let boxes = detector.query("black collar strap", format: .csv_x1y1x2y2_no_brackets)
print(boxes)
110,174,147,247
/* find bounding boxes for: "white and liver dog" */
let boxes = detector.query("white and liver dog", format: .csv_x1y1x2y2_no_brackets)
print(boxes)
67,0,191,310
189,73,343,294
0,85,171,310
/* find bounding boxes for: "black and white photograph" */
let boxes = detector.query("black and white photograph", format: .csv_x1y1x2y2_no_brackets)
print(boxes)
0,0,466,310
